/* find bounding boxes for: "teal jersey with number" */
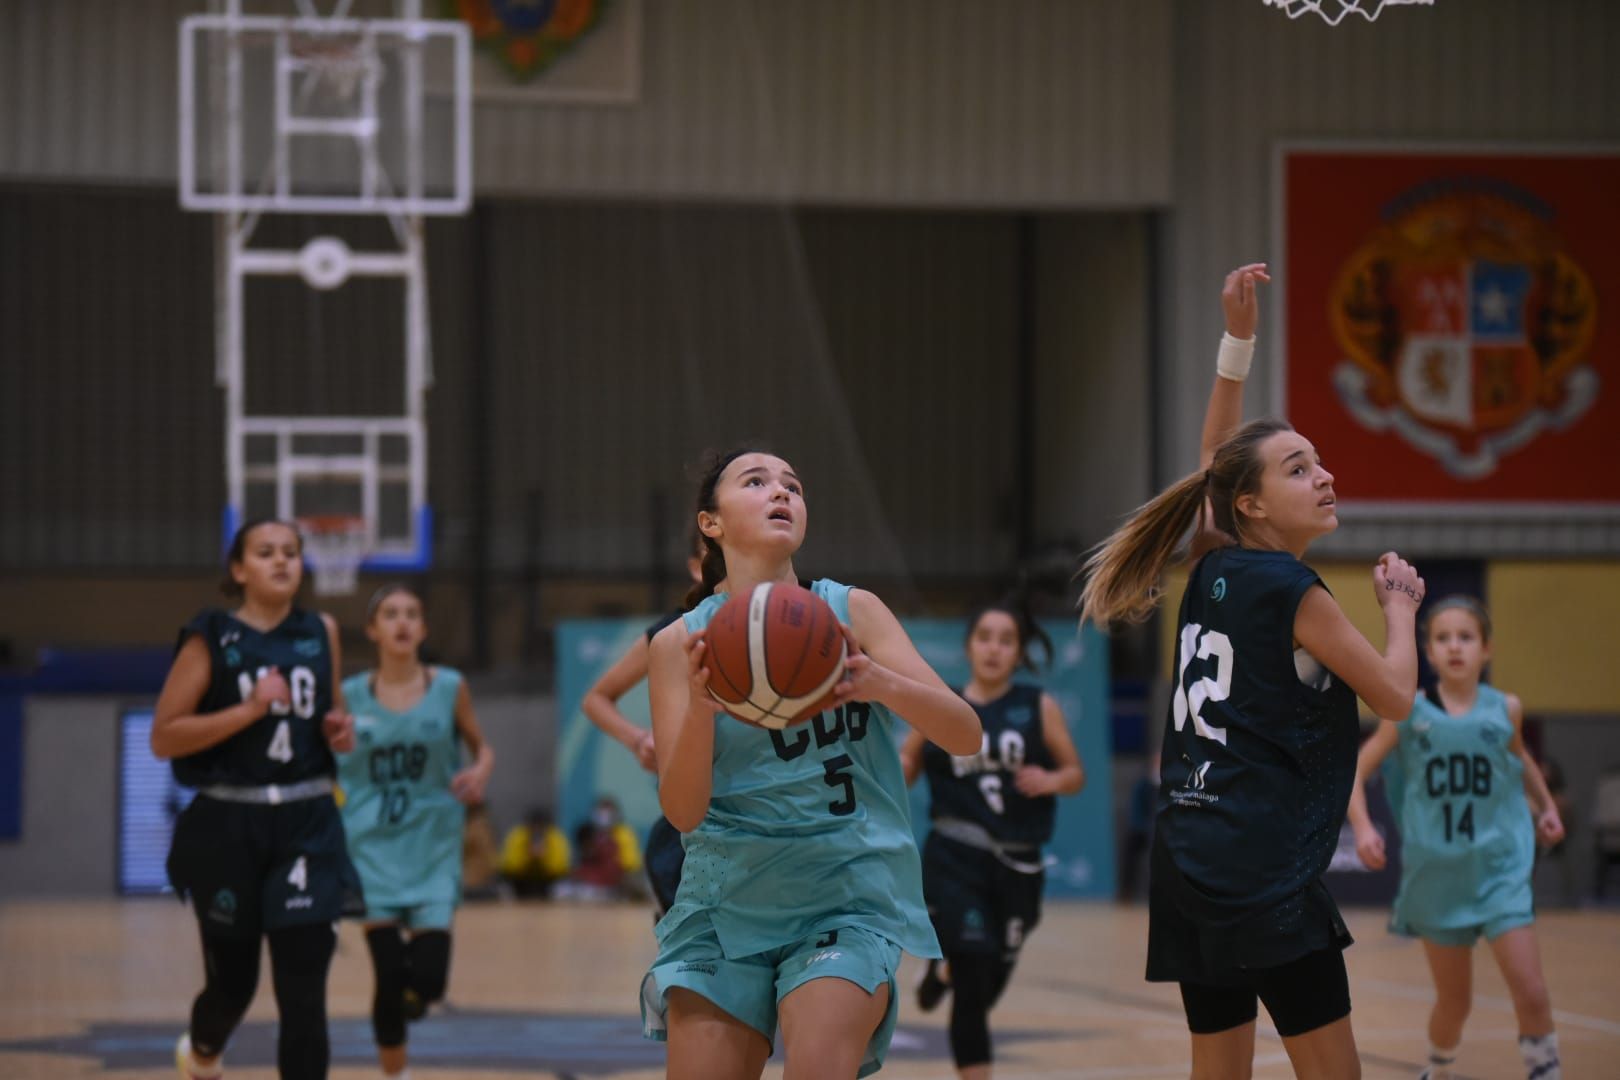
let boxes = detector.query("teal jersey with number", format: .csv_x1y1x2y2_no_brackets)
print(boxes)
336,668,466,909
1383,686,1534,934
657,579,940,962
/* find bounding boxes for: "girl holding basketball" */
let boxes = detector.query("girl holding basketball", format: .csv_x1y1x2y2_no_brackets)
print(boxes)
643,448,981,1080
1080,265,1425,1078
1346,596,1563,1080
899,600,1085,1080
151,518,363,1080
336,583,495,1080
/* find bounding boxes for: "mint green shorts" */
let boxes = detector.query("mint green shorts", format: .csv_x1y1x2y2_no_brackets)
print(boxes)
1396,911,1534,947
641,913,902,1078
360,900,455,931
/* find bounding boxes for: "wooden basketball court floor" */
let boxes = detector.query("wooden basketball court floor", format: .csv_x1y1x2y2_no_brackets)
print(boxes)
2,899,1616,1079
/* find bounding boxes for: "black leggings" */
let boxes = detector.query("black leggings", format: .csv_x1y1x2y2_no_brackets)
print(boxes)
946,951,1016,1068
365,927,453,1048
190,922,336,1079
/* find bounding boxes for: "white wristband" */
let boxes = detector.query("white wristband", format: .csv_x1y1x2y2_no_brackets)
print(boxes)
1216,332,1254,382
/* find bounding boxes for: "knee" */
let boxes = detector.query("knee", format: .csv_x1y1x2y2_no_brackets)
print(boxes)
1514,975,1552,1022
408,931,452,1003
1433,987,1472,1023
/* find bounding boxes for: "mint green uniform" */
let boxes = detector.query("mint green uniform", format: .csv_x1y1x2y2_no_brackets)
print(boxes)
1383,686,1535,945
641,580,939,1076
337,668,466,929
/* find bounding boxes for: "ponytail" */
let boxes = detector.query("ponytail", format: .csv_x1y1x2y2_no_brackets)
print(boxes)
1078,470,1210,629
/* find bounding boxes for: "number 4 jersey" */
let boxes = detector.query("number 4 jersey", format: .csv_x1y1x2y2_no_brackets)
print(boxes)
1159,547,1360,925
171,608,336,788
1382,685,1533,936
336,669,467,911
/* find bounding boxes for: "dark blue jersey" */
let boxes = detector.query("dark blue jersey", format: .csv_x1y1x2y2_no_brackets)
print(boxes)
922,683,1056,847
171,608,337,788
1158,547,1358,926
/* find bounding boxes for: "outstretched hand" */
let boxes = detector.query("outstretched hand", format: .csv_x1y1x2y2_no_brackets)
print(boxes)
1221,263,1271,340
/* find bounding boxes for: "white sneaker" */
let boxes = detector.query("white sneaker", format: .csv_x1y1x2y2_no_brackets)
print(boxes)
176,1033,222,1079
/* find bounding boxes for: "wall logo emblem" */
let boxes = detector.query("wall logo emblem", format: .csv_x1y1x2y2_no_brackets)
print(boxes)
1329,181,1598,478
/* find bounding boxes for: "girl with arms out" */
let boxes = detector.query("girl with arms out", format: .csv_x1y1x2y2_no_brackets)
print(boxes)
642,448,981,1079
1080,266,1426,1079
336,584,496,1080
1347,596,1564,1080
899,600,1085,1080
152,519,363,1080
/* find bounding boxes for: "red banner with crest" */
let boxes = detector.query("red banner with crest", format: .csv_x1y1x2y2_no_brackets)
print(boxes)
1279,147,1618,509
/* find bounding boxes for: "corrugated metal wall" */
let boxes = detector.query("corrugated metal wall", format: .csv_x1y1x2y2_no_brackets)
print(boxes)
1166,0,1620,556
0,0,1174,209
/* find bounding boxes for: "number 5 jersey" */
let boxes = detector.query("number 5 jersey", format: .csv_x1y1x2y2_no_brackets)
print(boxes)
1381,685,1534,936
336,668,467,913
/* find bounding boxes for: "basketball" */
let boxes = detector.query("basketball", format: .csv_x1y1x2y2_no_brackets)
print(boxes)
703,582,847,729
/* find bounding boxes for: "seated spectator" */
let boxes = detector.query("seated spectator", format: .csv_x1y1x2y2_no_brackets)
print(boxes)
556,797,645,902
500,807,571,898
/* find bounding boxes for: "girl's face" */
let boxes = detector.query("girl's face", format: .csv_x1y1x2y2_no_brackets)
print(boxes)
231,523,303,603
966,610,1022,685
367,590,426,660
1425,607,1490,684
704,453,806,557
1237,431,1338,544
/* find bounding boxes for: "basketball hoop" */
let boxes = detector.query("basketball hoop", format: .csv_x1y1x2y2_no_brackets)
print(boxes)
299,514,372,596
1262,0,1433,25
288,31,382,101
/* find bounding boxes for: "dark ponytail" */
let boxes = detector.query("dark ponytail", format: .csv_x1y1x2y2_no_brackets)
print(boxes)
968,583,1054,673
682,447,759,610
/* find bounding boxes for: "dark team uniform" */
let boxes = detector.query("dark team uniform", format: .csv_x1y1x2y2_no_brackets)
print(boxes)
166,608,364,937
642,610,686,915
921,683,1053,959
1147,547,1359,1036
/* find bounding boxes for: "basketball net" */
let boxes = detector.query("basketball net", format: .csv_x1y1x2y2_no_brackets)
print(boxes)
299,514,371,596
1262,0,1433,25
288,32,381,101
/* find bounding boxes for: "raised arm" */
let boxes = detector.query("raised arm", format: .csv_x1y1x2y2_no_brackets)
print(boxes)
1346,717,1403,869
841,589,981,756
582,637,659,772
1294,553,1424,721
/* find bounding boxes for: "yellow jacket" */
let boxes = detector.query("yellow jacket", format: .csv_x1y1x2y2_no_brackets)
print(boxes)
499,824,571,881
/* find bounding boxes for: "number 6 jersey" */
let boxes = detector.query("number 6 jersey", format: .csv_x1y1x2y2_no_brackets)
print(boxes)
1159,547,1359,926
171,608,336,788
921,683,1056,847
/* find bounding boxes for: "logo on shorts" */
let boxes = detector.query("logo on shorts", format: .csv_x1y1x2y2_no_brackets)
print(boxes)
805,950,843,966
676,961,717,976
208,888,238,926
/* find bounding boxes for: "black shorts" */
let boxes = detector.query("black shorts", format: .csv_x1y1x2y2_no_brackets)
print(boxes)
1178,947,1351,1038
1146,830,1351,984
922,832,1044,959
644,815,685,914
167,794,365,937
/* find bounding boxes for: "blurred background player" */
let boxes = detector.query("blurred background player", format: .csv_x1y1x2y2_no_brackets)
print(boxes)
336,583,496,1080
901,600,1085,1080
581,529,723,915
500,807,572,899
151,519,362,1080
642,448,982,1079
1348,596,1565,1080
1080,267,1427,1078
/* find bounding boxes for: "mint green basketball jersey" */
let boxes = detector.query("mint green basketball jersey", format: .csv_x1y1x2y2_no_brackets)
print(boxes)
1383,686,1534,934
338,668,466,909
657,579,940,962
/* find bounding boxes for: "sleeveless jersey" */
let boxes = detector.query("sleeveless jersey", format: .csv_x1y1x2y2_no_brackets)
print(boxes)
171,608,336,788
1158,547,1359,927
1383,686,1533,933
337,668,467,909
922,683,1056,847
657,579,940,961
